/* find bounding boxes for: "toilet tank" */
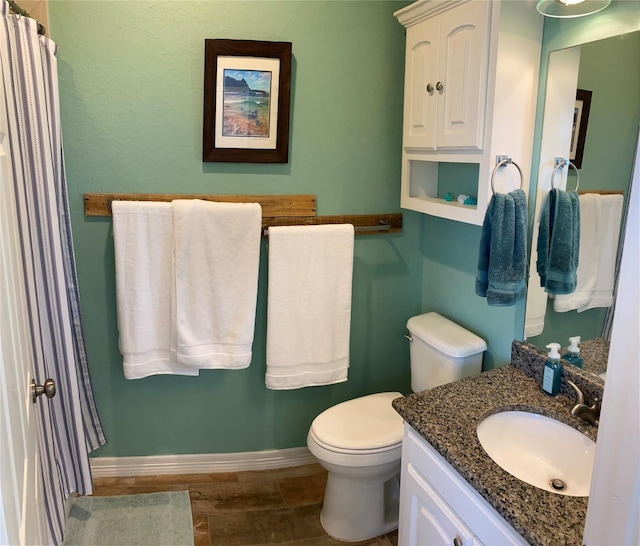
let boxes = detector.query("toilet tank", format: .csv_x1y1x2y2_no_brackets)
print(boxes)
406,312,487,392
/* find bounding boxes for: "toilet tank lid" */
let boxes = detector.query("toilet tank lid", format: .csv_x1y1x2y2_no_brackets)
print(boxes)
406,312,487,358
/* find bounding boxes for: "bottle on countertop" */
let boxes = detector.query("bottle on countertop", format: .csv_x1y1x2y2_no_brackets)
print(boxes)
542,343,562,396
561,336,584,369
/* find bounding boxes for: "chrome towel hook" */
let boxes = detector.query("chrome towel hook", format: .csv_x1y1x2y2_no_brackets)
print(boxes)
551,158,580,191
490,155,524,195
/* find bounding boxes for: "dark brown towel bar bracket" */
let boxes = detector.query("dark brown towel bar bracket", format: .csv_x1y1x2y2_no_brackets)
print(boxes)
83,193,402,237
261,214,403,237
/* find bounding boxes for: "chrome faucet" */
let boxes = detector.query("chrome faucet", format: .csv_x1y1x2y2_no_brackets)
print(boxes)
567,380,600,426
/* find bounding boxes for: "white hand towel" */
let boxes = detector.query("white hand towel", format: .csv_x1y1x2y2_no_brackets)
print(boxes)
172,199,262,369
578,194,623,311
112,201,198,379
266,224,354,390
554,194,623,313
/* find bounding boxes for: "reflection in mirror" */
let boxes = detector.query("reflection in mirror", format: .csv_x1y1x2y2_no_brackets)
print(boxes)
524,31,640,381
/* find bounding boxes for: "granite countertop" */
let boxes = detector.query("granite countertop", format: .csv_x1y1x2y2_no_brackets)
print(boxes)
392,342,603,546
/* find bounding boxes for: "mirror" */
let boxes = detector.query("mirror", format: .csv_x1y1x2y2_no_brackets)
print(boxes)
523,31,640,381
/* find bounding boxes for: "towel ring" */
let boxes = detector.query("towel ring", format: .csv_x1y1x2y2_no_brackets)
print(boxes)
490,157,523,195
551,158,580,191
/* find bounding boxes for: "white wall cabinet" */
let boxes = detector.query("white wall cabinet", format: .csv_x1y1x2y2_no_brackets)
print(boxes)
395,0,543,225
399,424,528,546
403,1,489,151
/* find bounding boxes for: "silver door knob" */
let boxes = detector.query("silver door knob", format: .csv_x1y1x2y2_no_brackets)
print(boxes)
436,81,444,92
31,378,56,403
453,536,463,546
426,83,434,93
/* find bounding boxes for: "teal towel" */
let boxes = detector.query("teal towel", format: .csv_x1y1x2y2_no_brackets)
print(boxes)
536,189,580,295
475,189,528,306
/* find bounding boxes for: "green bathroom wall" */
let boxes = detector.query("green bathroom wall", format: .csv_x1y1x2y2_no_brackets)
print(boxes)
49,0,422,457
419,215,526,370
49,0,640,458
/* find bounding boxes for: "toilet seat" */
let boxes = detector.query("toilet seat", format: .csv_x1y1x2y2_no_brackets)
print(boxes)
308,392,404,464
308,429,401,456
308,429,402,467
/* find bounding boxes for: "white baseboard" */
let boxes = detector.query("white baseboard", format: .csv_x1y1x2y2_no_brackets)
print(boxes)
90,447,317,478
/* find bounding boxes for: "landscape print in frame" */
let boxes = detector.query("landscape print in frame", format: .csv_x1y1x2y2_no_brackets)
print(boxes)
203,39,292,163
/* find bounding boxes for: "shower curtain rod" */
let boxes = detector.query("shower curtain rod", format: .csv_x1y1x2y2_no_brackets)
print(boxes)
6,0,45,34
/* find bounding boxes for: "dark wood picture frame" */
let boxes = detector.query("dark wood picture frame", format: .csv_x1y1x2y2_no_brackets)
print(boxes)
570,88,592,169
203,39,292,163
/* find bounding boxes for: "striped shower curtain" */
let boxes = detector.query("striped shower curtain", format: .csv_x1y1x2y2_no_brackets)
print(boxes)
0,2,106,544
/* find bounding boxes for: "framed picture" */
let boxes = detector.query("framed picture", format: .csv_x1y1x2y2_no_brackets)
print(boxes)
203,39,292,163
569,88,592,169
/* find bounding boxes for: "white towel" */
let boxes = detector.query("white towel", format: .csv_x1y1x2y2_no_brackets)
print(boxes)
554,193,623,313
578,194,623,311
172,199,262,369
112,201,198,379
265,224,354,390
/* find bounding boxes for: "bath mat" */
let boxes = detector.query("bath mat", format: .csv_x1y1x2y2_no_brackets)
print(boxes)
63,491,194,546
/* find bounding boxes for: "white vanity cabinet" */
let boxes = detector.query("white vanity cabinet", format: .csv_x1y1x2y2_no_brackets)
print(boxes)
402,1,489,152
399,424,528,546
395,0,543,225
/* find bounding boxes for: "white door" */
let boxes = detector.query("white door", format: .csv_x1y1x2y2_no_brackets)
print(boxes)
0,96,47,545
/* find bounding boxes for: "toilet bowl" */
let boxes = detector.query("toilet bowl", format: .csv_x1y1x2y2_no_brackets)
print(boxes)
307,312,487,542
307,392,403,542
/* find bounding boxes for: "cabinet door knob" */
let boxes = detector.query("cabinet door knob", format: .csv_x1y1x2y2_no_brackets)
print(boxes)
31,378,56,403
453,536,463,546
436,81,444,92
426,83,434,93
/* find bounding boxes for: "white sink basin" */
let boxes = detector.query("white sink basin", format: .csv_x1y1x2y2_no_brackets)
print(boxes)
477,411,595,497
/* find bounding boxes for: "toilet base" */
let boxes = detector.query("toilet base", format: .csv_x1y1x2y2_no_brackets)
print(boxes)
319,460,400,542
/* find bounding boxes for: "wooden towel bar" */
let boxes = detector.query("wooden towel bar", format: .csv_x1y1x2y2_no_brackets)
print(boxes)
83,193,402,236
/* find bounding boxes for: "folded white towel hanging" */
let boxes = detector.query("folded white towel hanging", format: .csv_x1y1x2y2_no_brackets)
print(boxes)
112,201,198,379
265,224,355,390
578,194,623,311
554,193,623,313
172,199,262,369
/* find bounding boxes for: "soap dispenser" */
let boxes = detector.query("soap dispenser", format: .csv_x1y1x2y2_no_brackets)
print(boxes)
561,336,584,368
542,343,562,396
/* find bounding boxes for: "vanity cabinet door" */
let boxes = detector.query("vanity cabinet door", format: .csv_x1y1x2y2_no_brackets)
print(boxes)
402,1,490,152
399,461,482,546
399,425,529,546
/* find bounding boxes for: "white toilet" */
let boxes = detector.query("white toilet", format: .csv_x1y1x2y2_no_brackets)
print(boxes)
307,312,487,542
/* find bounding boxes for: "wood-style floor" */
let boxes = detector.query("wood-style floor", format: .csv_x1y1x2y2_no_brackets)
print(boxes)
92,463,399,546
